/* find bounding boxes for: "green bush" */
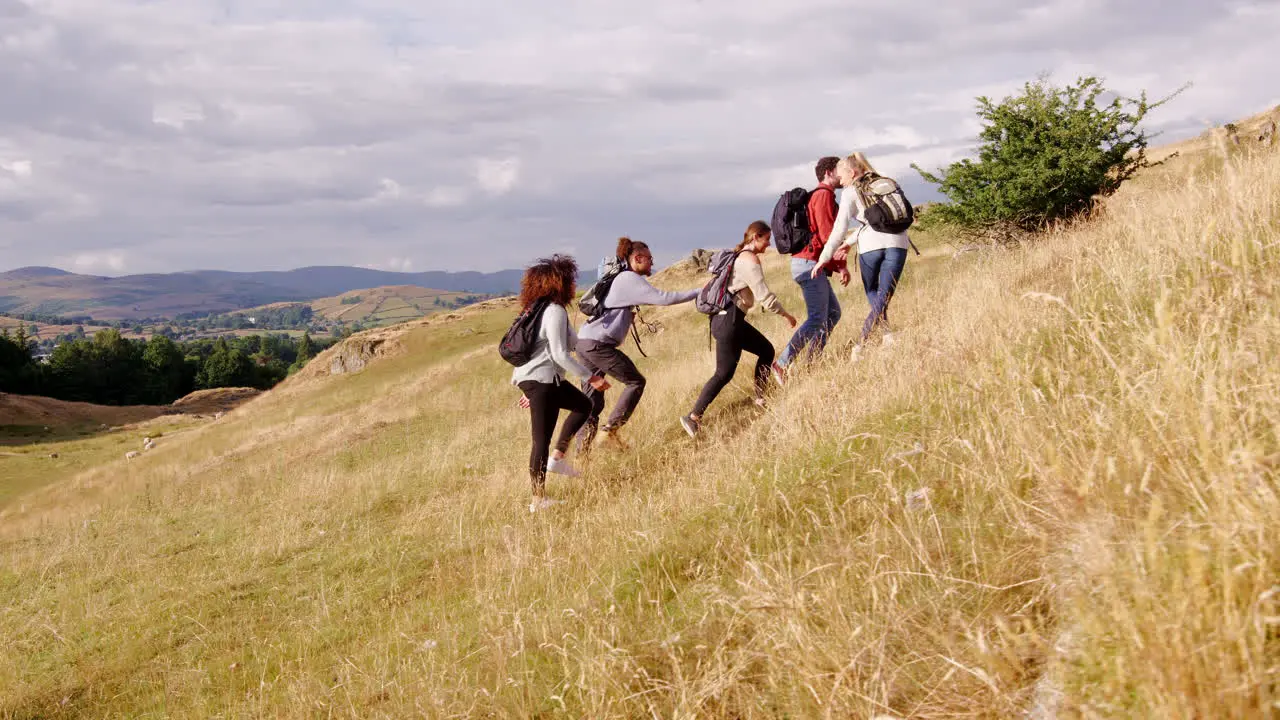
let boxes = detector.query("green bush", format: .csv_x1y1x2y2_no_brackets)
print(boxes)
913,75,1184,239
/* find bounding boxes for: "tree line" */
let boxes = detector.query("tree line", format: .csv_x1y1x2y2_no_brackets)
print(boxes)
0,326,331,406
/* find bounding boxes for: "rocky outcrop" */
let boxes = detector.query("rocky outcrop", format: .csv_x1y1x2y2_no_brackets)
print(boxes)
327,336,393,375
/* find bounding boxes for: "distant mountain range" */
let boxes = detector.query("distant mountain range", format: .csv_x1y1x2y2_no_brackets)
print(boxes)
0,265,595,321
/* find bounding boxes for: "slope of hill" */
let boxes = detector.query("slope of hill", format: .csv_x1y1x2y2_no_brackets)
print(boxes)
0,141,1276,717
0,265,596,321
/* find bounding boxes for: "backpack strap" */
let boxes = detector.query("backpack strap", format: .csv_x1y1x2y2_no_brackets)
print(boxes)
631,307,659,358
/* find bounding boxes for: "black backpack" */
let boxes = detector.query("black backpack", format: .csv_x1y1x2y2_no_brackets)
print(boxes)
576,256,628,320
694,249,741,315
770,188,814,255
498,298,550,366
857,174,915,234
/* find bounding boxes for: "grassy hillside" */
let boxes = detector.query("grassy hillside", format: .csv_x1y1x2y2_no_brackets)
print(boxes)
1,140,1277,717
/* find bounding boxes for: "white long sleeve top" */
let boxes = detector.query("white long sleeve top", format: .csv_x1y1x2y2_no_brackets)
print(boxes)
509,303,592,385
818,185,912,266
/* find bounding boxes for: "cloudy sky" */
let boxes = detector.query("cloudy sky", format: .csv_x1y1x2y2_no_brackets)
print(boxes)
1,0,1276,275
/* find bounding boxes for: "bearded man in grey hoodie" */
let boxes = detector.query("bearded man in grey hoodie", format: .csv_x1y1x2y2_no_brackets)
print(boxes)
576,237,700,451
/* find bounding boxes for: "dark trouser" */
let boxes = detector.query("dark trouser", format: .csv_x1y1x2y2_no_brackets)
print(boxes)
517,379,591,494
692,306,775,417
576,339,646,444
858,248,908,341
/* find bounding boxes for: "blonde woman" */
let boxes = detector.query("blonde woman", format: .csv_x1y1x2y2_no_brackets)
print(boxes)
812,152,914,348
680,221,797,437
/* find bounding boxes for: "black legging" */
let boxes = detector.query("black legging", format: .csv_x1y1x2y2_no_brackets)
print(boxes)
692,306,775,416
517,379,591,493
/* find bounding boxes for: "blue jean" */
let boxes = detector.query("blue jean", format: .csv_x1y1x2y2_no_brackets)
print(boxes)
858,248,907,340
779,258,841,366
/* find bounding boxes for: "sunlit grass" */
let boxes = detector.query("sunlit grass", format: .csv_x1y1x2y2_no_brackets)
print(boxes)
1,146,1276,718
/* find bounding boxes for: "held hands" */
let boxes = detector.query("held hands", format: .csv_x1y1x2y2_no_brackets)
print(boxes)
810,262,852,286
833,246,850,263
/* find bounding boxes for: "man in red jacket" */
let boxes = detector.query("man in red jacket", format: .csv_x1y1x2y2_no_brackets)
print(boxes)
777,156,851,370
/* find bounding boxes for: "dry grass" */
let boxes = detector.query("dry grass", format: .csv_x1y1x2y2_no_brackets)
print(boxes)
1,144,1277,718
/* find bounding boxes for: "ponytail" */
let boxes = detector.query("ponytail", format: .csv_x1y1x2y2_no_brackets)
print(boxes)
735,220,771,253
616,236,649,264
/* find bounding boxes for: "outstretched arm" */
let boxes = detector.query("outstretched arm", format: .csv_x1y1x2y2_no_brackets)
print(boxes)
607,272,699,307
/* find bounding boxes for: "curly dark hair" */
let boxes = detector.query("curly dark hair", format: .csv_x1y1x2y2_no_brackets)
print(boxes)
519,254,578,310
815,156,840,182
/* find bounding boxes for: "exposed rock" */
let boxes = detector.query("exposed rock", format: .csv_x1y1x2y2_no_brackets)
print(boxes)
329,337,390,375
685,248,715,272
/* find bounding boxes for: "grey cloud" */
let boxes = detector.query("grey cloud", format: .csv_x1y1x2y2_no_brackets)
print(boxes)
0,0,1275,276
0,0,29,17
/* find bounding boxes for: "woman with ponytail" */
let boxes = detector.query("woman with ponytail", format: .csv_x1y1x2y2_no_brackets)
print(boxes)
577,237,701,451
680,221,796,437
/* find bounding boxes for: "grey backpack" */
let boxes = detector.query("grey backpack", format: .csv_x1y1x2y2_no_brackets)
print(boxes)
694,249,741,315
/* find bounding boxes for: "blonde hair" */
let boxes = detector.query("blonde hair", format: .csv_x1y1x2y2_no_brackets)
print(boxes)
845,151,877,178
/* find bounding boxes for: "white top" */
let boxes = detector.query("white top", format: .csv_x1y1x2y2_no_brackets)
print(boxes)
817,184,911,266
509,303,592,385
727,251,787,315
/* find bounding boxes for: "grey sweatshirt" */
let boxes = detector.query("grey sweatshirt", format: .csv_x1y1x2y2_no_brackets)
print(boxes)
509,303,592,385
577,271,699,345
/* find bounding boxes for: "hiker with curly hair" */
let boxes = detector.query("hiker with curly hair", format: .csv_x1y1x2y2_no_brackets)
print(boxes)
511,254,610,512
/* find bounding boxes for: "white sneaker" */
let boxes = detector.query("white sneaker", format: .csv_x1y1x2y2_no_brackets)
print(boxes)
529,497,561,513
546,457,581,477
882,332,896,347
850,344,864,362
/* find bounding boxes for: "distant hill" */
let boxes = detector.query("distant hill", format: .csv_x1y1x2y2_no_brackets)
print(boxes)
0,265,595,321
236,285,492,329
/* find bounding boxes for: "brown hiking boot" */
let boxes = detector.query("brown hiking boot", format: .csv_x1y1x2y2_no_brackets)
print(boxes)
594,426,631,451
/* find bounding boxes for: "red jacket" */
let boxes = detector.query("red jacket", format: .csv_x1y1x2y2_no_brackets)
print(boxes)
795,183,846,273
